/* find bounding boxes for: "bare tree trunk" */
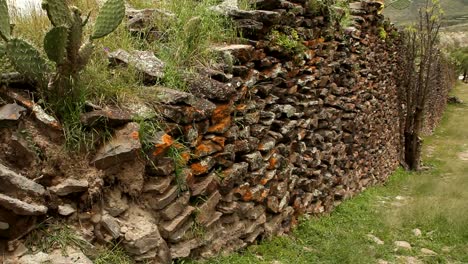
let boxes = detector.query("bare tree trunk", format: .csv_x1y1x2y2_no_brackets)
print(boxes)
397,0,446,171
404,107,423,170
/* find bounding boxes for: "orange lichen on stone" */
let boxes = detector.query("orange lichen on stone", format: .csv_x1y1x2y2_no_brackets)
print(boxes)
208,116,231,134
194,141,222,157
212,104,232,123
152,133,174,157
181,152,191,164
268,157,278,170
208,104,233,134
288,68,300,78
191,162,209,176
210,136,226,148
236,104,247,112
242,190,253,202
131,131,139,140
305,49,315,57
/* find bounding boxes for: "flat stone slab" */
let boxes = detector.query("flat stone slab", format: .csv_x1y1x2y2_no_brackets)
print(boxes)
0,163,45,196
122,207,169,257
58,204,76,216
109,49,165,81
49,178,89,196
80,109,132,127
0,103,26,121
0,193,47,215
92,122,141,169
18,247,92,264
1,89,62,130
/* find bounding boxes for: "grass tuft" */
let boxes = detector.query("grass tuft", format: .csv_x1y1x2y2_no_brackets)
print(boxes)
25,221,91,254
93,243,133,264
153,0,237,90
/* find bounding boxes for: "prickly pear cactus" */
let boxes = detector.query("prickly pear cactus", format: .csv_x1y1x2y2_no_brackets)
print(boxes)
91,0,125,39
0,0,125,99
6,38,50,82
0,0,10,40
77,41,94,71
44,26,68,64
41,0,71,26
67,7,84,65
0,43,12,74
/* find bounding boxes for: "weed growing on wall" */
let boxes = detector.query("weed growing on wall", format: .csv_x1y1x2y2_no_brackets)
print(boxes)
307,0,352,29
238,0,255,10
167,142,190,193
378,26,388,40
269,29,306,55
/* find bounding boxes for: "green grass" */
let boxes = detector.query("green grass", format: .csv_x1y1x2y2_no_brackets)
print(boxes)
153,0,237,90
25,221,92,254
93,243,134,264
23,220,134,264
194,82,468,264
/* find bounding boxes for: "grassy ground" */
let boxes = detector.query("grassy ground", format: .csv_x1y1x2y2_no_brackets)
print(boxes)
194,82,468,264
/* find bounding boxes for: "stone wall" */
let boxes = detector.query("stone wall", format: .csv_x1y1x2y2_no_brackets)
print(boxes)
0,1,409,263
120,0,401,260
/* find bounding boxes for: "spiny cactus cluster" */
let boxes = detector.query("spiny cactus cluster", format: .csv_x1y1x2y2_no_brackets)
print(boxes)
0,0,125,97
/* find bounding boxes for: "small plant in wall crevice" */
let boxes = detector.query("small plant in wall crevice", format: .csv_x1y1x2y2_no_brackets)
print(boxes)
269,28,306,56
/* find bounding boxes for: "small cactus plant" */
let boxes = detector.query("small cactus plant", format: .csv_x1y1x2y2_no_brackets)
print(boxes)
0,0,125,98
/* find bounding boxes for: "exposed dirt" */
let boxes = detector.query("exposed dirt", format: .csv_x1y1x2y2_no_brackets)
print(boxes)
457,151,468,161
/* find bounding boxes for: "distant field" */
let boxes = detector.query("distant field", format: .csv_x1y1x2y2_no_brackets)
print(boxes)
384,0,468,26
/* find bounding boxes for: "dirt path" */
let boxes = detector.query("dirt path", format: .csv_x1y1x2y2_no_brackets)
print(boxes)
198,83,468,264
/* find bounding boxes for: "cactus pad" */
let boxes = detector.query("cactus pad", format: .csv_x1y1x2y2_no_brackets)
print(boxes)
6,38,49,83
42,0,72,26
0,0,10,41
44,26,68,64
91,0,125,40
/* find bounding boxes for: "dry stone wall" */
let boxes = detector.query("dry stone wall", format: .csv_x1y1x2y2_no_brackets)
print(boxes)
0,0,412,263
116,0,402,261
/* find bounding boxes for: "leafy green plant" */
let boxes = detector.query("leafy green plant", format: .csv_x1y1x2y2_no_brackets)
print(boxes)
378,26,388,40
307,0,352,29
269,29,306,55
0,0,125,101
307,0,333,16
451,47,468,82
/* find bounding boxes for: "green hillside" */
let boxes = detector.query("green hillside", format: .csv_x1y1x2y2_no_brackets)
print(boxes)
384,0,468,26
